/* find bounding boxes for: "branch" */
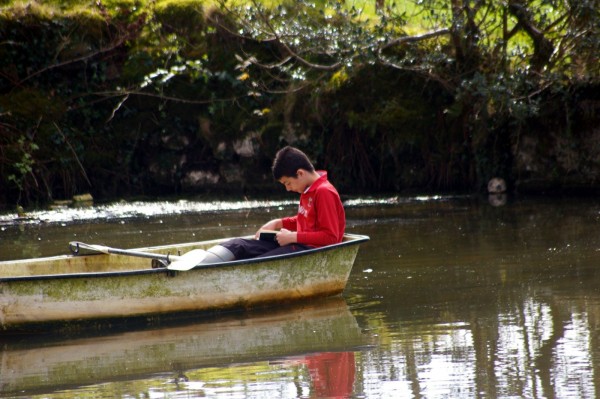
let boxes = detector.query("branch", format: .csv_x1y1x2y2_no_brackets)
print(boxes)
380,28,451,51
508,1,554,72
207,2,279,44
16,16,144,86
65,90,245,112
239,54,294,70
377,57,456,92
53,122,92,187
17,43,123,86
212,1,342,71
106,94,129,123
248,28,452,72
276,41,342,71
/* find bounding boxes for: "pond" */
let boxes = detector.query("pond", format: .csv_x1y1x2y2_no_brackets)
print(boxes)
1,195,599,398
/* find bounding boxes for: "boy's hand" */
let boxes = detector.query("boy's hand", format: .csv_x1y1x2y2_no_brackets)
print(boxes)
276,228,297,246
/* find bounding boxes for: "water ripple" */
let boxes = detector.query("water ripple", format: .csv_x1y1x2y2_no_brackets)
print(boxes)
0,199,296,226
1,195,460,227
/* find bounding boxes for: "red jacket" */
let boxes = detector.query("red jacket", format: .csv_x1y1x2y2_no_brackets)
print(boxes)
281,171,345,247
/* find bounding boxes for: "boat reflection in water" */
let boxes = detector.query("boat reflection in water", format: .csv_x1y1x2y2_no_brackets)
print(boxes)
0,296,369,398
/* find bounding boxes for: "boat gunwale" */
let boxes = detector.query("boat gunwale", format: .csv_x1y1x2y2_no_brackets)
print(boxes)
0,233,370,282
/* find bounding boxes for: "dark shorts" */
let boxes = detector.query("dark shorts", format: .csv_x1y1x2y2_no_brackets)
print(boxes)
221,238,312,260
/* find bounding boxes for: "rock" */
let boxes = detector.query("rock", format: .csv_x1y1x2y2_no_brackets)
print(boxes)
181,170,220,189
487,178,507,194
73,193,94,202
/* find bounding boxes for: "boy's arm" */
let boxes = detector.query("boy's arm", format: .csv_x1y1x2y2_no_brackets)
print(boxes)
255,218,284,239
259,218,284,231
281,216,298,231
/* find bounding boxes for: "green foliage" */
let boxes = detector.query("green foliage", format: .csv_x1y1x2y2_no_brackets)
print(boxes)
0,0,599,206
6,136,39,196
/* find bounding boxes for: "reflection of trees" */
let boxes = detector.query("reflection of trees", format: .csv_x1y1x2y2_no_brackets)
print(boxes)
532,297,562,399
472,313,499,398
347,199,600,398
353,285,598,397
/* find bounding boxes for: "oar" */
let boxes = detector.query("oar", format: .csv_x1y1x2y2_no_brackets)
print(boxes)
68,241,210,271
167,251,212,271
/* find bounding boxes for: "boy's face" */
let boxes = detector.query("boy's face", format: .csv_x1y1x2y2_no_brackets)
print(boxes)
278,170,309,194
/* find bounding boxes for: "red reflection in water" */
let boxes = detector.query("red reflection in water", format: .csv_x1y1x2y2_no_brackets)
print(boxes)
304,352,356,398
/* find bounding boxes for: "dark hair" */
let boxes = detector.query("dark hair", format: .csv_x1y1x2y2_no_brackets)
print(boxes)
272,146,315,179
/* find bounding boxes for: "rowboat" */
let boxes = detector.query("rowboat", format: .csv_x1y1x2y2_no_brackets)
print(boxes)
0,297,369,397
0,233,369,332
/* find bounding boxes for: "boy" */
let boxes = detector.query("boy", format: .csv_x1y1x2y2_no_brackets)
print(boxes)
200,146,346,262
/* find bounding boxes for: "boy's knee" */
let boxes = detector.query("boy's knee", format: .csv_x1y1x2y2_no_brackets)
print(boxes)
219,238,249,259
203,245,235,263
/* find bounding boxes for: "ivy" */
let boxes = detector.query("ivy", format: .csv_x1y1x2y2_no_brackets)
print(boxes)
6,136,39,202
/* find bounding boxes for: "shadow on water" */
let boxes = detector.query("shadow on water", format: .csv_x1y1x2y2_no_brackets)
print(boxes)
2,195,600,398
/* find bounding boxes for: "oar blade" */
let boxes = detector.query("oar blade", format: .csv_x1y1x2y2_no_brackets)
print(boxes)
167,249,208,271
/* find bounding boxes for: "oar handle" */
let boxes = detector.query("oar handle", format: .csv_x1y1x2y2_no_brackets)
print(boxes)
69,241,179,262
69,241,110,254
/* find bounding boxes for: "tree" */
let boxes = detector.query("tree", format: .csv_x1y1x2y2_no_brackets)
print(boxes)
212,0,599,189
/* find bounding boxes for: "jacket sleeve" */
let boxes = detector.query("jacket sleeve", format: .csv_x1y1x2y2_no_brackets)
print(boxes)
281,215,298,231
296,188,344,247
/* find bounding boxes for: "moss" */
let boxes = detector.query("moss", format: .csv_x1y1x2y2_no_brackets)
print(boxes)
102,0,145,13
63,6,109,37
154,0,206,35
0,1,58,20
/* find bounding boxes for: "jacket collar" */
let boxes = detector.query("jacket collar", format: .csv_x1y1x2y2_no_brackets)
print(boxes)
304,171,328,194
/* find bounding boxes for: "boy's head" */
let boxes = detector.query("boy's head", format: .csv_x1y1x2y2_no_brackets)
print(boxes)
272,146,315,180
272,146,317,193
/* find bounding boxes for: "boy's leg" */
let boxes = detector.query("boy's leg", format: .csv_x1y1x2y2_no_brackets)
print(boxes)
203,239,310,263
255,243,312,258
219,238,280,260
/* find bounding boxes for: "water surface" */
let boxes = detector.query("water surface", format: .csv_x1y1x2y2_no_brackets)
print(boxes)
1,195,599,398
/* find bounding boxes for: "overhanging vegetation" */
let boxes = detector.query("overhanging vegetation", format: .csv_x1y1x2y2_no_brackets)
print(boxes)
1,0,599,207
